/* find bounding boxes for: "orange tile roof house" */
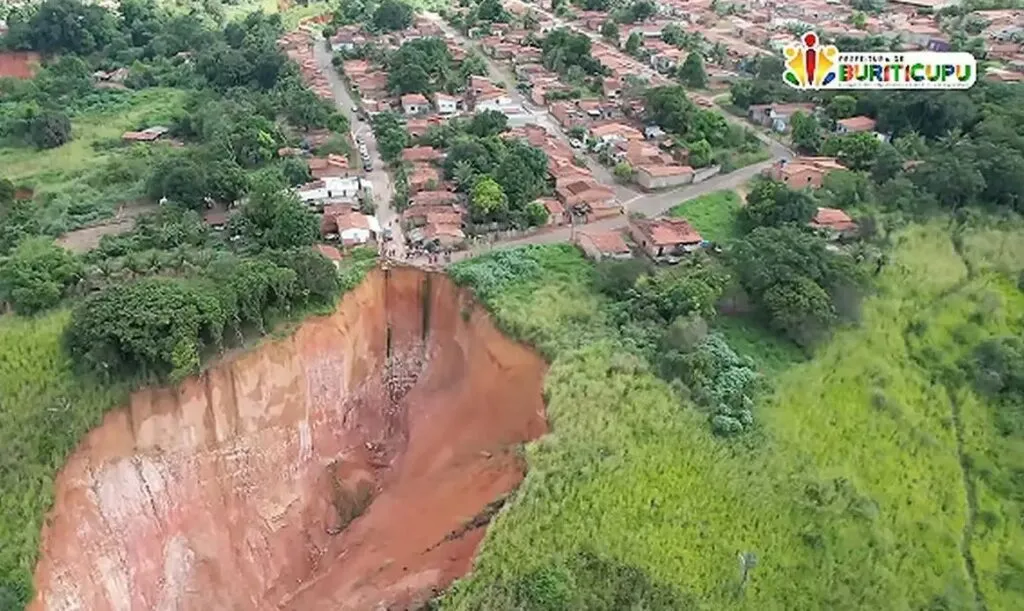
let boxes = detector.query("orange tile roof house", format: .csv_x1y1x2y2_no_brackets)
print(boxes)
555,178,616,209
809,207,858,239
408,164,441,193
536,198,566,226
575,230,633,261
767,157,845,189
590,122,645,143
835,116,878,135
401,93,430,115
629,217,704,260
308,155,349,179
634,164,695,190
402,146,444,163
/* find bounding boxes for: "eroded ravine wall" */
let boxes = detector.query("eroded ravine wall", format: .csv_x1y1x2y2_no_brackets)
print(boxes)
30,267,547,611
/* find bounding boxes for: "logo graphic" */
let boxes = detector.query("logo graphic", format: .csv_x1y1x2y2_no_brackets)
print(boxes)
783,32,976,90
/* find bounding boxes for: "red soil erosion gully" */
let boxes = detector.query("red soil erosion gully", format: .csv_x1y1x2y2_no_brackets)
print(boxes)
30,267,548,611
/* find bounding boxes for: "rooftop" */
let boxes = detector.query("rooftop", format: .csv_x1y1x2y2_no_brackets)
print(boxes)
579,230,631,255
633,217,703,246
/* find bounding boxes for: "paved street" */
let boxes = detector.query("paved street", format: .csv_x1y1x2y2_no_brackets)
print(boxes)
313,41,405,257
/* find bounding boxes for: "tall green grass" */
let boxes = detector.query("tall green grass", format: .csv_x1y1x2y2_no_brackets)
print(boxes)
1,88,187,234
442,222,1024,610
668,190,743,244
0,312,130,605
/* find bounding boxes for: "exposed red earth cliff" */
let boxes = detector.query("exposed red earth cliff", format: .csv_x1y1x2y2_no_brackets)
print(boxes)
30,267,547,610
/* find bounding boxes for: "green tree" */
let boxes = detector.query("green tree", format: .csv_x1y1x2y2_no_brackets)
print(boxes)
600,20,619,44
147,154,209,208
729,225,861,346
687,139,713,168
826,95,857,121
470,177,509,220
790,111,822,154
662,24,684,47
525,201,549,226
761,276,837,347
467,110,509,138
625,32,643,55
0,237,82,314
495,140,548,209
28,111,72,149
476,0,510,22
742,181,816,230
233,175,317,251
0,179,14,207
388,63,432,95
614,162,635,182
871,143,904,184
822,132,881,171
371,112,409,163
371,0,413,32
677,52,707,89
19,0,118,54
279,157,311,187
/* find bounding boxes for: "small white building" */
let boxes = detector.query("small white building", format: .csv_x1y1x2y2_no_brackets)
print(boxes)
474,91,515,113
401,93,429,115
296,176,370,204
337,212,381,246
435,93,460,115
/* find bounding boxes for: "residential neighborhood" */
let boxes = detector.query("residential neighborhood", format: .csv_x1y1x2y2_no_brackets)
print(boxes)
248,0,1024,265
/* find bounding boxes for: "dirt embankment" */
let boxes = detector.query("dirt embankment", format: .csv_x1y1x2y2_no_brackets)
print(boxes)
30,267,548,611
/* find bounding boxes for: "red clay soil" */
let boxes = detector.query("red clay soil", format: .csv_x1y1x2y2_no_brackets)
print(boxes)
29,267,548,611
0,52,41,79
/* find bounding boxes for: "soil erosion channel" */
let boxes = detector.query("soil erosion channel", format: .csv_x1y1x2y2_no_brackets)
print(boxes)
30,267,548,610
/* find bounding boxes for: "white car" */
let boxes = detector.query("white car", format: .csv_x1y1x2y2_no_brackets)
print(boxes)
569,138,583,149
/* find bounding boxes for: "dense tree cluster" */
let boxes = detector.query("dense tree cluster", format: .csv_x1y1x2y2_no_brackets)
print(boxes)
741,176,816,230
65,245,339,382
435,119,549,227
387,38,459,95
1,1,347,215
0,237,82,314
643,86,759,167
734,58,1024,215
371,0,414,32
592,255,762,435
730,225,862,347
371,111,410,163
541,28,609,80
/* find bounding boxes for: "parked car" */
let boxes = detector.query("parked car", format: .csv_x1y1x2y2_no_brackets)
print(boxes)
569,138,583,149
351,105,359,114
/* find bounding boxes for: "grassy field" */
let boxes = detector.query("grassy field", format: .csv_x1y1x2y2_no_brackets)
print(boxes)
441,220,1024,610
0,312,131,606
1,88,186,234
219,0,332,28
668,190,743,244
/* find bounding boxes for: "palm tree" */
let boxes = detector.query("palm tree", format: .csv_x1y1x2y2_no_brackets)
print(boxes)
452,160,477,192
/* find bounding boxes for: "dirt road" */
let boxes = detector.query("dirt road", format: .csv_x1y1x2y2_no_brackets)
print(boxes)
313,40,405,256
